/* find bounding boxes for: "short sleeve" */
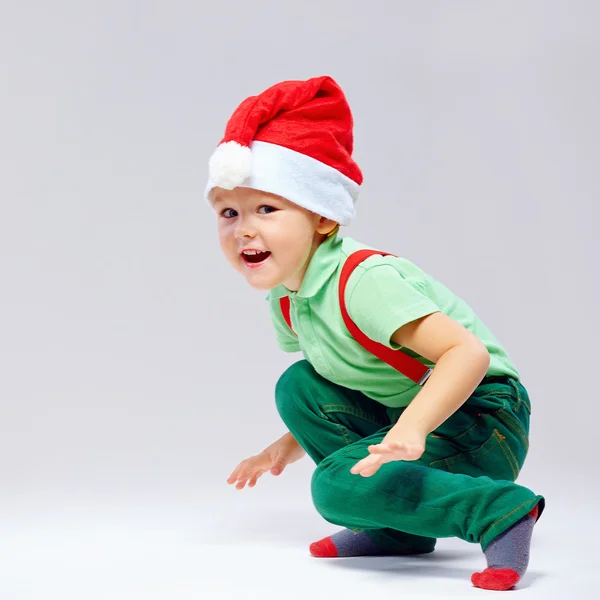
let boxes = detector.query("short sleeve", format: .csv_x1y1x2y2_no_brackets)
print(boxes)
345,262,440,348
268,298,301,353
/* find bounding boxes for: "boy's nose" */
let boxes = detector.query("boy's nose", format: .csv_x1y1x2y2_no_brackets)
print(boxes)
234,221,257,239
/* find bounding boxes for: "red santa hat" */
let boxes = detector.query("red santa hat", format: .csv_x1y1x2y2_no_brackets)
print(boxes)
204,76,363,225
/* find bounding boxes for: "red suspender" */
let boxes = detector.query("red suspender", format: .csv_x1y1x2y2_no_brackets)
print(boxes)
279,249,433,386
280,295,295,334
338,250,432,385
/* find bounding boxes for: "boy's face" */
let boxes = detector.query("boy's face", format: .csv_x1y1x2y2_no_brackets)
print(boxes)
210,187,336,291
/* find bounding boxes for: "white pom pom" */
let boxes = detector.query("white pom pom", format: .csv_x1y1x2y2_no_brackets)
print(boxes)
208,141,252,189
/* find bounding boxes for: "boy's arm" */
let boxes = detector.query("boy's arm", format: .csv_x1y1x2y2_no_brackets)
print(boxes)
390,311,490,438
344,262,489,436
344,261,491,477
351,311,490,478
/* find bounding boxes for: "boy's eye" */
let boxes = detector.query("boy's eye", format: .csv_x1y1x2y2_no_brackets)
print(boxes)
258,205,277,214
221,208,237,218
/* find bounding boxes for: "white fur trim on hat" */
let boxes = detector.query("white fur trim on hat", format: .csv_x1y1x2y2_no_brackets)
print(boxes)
208,141,253,190
205,141,359,225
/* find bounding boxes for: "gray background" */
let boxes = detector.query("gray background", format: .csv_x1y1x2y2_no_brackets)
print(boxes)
1,1,598,598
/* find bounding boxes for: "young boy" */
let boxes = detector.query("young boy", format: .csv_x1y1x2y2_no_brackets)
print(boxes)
205,76,545,591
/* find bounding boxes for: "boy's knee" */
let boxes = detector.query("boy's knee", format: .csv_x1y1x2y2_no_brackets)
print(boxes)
311,455,357,525
311,464,339,523
275,360,318,419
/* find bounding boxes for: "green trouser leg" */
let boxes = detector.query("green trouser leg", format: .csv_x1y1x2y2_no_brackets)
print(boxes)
275,360,436,554
275,360,544,552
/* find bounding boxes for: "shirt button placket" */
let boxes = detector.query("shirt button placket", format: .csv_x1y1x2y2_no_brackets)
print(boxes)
298,298,331,377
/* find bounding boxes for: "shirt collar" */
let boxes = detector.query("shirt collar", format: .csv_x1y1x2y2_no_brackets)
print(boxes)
268,233,343,300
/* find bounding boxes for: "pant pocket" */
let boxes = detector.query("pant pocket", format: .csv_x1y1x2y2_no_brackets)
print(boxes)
495,408,529,452
429,428,520,482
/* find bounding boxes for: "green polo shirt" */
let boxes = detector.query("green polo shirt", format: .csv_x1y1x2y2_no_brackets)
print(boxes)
267,234,520,408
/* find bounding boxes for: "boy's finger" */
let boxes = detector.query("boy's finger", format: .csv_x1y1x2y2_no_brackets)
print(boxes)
227,469,241,484
234,470,249,486
353,456,382,477
350,454,379,474
358,463,381,477
403,447,425,461
387,442,410,452
391,444,423,459
350,458,367,474
271,455,286,475
248,470,265,487
367,444,394,454
227,461,247,483
368,443,422,460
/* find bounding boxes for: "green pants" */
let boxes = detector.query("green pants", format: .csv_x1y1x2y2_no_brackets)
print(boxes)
275,360,545,551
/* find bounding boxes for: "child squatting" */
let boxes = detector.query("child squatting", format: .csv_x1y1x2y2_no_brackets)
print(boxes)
204,76,545,591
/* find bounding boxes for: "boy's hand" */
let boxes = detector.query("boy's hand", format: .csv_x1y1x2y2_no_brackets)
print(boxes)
227,432,306,490
350,426,426,478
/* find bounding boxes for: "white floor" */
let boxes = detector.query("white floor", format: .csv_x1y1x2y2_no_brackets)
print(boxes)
0,485,595,600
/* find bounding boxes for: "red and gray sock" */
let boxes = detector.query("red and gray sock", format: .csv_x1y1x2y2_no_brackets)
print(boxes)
311,504,539,590
471,504,540,591
309,529,432,558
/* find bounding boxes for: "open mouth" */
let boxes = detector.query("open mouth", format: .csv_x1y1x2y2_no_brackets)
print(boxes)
241,250,272,266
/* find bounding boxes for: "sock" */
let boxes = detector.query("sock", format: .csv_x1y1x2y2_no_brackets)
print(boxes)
309,529,433,558
471,504,539,591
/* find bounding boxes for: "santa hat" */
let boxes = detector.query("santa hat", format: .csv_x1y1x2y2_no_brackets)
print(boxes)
204,76,362,226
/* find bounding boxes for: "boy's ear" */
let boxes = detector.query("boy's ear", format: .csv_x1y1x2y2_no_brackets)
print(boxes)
316,217,339,236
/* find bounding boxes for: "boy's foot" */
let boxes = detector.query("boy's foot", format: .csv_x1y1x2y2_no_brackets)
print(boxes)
471,504,540,591
309,529,433,558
